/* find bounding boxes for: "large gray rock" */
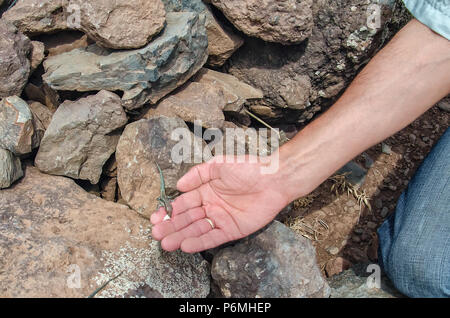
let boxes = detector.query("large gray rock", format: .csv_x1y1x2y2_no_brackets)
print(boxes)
0,149,23,189
162,0,243,66
116,116,207,218
210,0,313,45
2,0,69,35
70,0,166,49
211,221,331,298
43,12,208,110
35,91,128,184
0,20,31,98
228,0,411,123
0,166,210,298
0,96,34,155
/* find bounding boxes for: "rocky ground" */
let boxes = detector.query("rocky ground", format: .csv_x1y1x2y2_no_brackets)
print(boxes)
0,0,445,298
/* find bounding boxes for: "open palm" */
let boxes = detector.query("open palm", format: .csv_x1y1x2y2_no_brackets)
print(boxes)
151,157,289,253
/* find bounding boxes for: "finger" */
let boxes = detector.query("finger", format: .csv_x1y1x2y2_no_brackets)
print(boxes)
180,230,230,253
151,207,206,241
150,207,167,225
171,190,203,216
161,218,218,252
176,159,220,192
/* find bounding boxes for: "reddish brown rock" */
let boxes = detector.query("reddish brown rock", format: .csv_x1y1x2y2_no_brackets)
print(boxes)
0,167,210,297
210,0,313,44
2,0,69,35
325,257,353,278
116,116,206,218
30,41,45,73
71,0,166,49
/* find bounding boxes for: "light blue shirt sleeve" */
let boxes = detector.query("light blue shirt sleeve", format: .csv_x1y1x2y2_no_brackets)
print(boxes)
402,0,450,40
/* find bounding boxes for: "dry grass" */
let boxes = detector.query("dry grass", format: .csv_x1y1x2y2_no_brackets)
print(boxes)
285,216,329,242
329,173,372,212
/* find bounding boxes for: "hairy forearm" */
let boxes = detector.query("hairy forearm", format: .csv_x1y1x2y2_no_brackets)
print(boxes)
272,19,450,202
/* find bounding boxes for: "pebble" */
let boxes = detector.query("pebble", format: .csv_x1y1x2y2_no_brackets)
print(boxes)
353,228,364,235
388,185,397,191
408,134,416,143
327,247,340,255
381,143,392,155
374,199,383,209
381,207,389,218
352,235,361,243
367,222,377,230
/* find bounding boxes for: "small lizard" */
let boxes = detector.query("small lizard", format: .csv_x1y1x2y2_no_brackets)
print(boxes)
156,162,173,219
87,271,123,298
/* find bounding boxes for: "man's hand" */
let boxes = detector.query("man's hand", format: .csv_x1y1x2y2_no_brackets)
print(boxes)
151,156,290,253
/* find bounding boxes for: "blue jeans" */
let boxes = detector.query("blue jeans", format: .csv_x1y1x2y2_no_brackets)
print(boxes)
378,128,450,298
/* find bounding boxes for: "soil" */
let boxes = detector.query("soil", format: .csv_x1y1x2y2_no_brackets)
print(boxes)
280,105,449,278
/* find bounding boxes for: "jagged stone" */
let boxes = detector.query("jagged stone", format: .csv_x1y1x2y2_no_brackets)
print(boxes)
29,41,45,73
162,0,243,66
0,149,23,189
35,91,128,184
43,12,208,110
116,116,207,218
70,0,166,49
212,221,331,298
0,96,34,155
2,0,69,35
144,82,227,129
193,68,263,112
210,0,313,44
0,20,31,98
0,166,210,298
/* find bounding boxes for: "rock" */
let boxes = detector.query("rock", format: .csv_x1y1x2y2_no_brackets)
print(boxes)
327,246,340,256
337,161,367,188
380,207,389,218
211,221,330,298
0,20,31,98
227,0,411,122
24,82,60,112
325,257,352,278
193,68,263,113
29,41,45,73
0,166,210,298
328,263,403,298
38,31,92,57
437,96,450,112
100,177,117,202
0,149,23,189
35,91,128,184
362,152,374,169
43,12,208,110
204,6,244,66
162,0,244,66
28,101,54,130
116,116,206,218
381,143,392,155
144,82,226,129
366,222,378,230
71,0,166,49
2,0,69,35
210,0,313,45
0,96,34,155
